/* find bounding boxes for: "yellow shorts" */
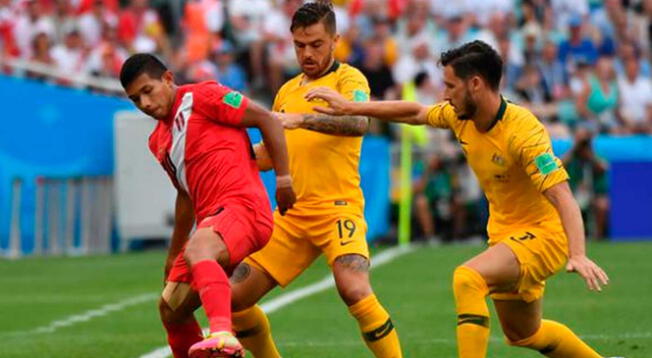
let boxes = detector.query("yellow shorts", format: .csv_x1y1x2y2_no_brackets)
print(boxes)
245,210,369,287
489,228,569,302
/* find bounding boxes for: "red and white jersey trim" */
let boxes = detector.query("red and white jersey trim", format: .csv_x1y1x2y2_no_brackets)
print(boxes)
169,92,193,192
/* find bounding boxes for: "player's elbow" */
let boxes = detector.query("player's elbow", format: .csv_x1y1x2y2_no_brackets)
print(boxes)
351,116,370,136
358,117,370,136
256,157,273,172
543,181,574,208
253,143,274,172
410,106,429,125
242,101,277,130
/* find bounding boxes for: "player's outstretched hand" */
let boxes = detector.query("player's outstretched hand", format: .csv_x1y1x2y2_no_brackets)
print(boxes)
566,255,609,291
275,175,296,216
305,87,351,116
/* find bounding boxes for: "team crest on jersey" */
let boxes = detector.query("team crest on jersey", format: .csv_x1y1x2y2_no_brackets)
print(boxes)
223,91,243,108
491,153,506,166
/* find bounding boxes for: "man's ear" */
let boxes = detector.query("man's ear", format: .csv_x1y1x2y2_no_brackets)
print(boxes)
163,70,174,86
332,33,340,50
469,76,483,93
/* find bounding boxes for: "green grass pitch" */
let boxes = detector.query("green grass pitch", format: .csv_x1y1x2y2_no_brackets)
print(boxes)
0,241,650,358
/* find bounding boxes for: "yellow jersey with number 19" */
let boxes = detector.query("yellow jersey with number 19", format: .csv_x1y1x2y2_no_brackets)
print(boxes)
425,99,569,243
272,61,371,216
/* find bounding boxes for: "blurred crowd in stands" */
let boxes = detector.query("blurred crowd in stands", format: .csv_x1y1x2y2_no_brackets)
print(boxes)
2,0,649,240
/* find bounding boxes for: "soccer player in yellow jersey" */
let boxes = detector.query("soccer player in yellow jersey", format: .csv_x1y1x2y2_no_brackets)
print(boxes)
303,40,613,358
228,2,403,358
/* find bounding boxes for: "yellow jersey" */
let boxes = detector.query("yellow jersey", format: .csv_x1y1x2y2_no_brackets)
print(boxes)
273,62,370,215
426,99,569,242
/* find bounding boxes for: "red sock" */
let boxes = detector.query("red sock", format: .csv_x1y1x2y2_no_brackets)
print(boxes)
163,318,203,358
191,260,232,333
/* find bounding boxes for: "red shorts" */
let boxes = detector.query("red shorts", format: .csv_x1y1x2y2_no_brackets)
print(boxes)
166,204,273,282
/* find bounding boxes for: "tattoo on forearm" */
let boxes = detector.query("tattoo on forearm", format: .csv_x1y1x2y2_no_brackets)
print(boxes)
230,263,251,284
335,254,370,272
301,114,368,136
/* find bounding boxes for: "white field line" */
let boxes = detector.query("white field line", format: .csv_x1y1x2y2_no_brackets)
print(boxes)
10,293,159,335
140,328,652,357
137,245,416,358
261,245,414,314
138,347,173,358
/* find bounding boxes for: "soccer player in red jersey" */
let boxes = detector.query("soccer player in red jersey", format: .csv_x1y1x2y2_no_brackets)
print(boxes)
120,53,296,358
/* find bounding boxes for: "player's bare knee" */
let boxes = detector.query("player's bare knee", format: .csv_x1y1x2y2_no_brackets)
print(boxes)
505,327,540,347
337,281,372,306
183,230,228,266
334,254,372,305
231,299,247,313
230,286,255,312
182,245,203,266
183,234,208,265
231,262,276,312
230,264,252,311
504,327,531,344
231,290,254,313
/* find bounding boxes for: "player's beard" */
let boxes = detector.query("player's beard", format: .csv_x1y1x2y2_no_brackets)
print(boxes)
303,55,333,79
457,90,477,120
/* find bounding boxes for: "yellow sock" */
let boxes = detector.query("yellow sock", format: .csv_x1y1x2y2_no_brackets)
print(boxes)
348,294,402,358
508,319,601,358
453,266,490,358
232,305,281,358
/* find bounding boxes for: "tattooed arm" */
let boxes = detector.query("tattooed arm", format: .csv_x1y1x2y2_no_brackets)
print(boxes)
278,112,369,137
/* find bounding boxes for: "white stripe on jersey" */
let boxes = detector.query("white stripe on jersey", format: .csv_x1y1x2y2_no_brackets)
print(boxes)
169,92,193,192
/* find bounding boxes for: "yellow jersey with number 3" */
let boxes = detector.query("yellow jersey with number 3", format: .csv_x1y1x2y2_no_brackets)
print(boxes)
272,61,370,216
425,99,569,242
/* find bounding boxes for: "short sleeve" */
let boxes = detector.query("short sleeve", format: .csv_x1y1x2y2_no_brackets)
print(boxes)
195,81,250,126
509,114,569,192
425,102,454,129
338,67,371,103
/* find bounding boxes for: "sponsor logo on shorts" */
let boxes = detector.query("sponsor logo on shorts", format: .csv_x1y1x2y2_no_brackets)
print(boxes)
510,232,536,241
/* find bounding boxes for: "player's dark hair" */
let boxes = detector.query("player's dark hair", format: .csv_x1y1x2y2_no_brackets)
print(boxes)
290,1,336,34
414,71,429,87
120,53,168,88
439,40,503,91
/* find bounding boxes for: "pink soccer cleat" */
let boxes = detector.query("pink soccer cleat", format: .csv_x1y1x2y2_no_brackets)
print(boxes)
188,331,245,358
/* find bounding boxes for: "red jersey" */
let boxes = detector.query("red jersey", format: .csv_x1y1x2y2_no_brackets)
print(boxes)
148,81,272,223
